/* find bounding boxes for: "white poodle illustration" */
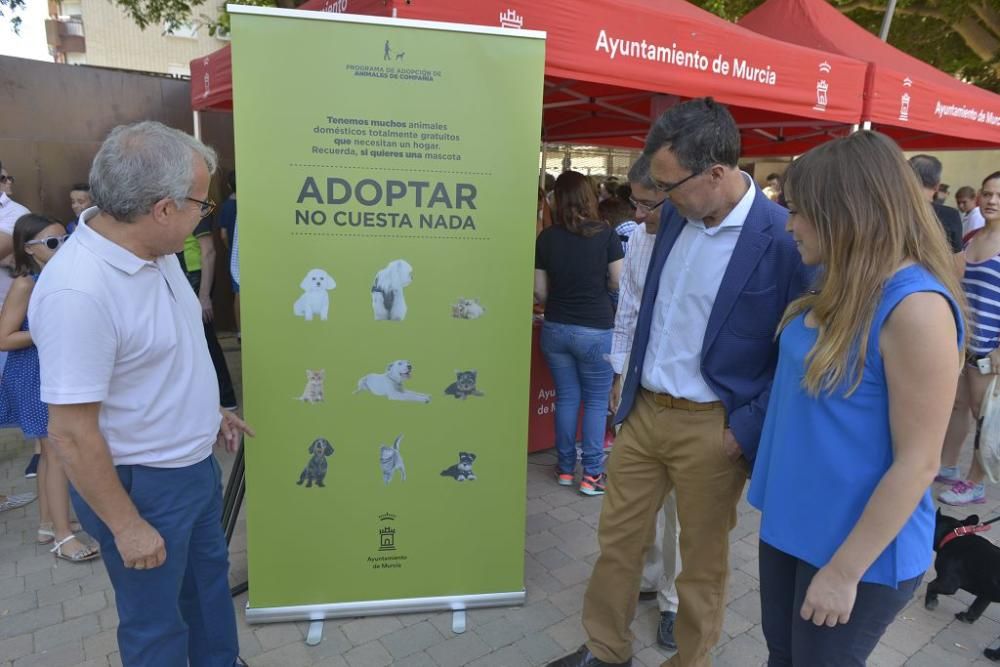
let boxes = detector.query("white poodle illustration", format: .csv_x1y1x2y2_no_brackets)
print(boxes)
294,268,336,321
371,259,413,321
354,360,431,403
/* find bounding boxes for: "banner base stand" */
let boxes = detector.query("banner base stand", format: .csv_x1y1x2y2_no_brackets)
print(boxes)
246,591,525,625
306,620,324,646
452,610,467,634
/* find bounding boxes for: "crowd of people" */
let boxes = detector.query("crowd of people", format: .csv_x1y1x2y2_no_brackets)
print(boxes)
537,97,998,667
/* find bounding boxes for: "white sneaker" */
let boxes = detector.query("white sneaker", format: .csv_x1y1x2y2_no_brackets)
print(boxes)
939,480,986,506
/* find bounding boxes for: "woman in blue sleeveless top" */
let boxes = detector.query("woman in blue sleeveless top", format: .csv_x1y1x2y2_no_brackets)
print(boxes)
749,131,966,666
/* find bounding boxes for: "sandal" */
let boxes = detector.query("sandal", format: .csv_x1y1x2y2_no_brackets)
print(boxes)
51,533,100,562
37,521,83,545
0,493,37,513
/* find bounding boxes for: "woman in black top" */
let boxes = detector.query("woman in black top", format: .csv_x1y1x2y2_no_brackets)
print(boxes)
534,172,624,496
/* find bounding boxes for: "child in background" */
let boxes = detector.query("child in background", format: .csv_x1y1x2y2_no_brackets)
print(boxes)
0,214,99,562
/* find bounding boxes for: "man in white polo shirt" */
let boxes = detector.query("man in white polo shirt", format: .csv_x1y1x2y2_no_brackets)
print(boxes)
0,161,30,351
29,121,253,667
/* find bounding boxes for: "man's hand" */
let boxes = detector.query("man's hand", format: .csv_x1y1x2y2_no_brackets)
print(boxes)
217,409,255,453
609,374,623,415
800,563,859,627
723,428,743,463
200,295,214,323
115,516,166,570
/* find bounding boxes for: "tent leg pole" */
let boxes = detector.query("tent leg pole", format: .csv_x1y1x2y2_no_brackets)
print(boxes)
540,143,547,188
193,110,202,141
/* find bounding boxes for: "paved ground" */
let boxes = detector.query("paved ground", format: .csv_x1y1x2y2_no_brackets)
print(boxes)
3,334,1000,666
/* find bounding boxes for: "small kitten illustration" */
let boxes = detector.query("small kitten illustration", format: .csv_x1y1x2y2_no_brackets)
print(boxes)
379,434,405,485
441,452,477,481
294,369,325,403
445,370,484,400
451,297,485,319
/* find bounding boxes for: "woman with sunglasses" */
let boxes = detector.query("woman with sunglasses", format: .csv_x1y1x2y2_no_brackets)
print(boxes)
0,214,99,563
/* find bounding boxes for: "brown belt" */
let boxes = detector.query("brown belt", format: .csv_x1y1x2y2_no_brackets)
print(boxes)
642,388,722,412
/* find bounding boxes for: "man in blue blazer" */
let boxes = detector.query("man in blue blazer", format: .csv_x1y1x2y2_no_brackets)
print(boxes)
550,99,812,667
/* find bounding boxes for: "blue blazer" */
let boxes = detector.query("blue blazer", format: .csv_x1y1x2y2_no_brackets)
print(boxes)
616,186,813,462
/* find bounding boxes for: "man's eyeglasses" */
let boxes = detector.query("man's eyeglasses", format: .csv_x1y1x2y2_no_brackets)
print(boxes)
26,235,68,251
653,168,706,195
629,197,666,214
186,197,216,219
0,174,14,184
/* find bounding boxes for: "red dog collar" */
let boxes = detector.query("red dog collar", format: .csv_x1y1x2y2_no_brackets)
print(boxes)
939,524,993,550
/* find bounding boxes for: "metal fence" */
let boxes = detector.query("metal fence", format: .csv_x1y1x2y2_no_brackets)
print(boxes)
540,143,642,181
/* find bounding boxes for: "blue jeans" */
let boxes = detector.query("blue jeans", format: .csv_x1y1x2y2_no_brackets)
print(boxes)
71,455,240,667
759,540,922,666
540,321,614,477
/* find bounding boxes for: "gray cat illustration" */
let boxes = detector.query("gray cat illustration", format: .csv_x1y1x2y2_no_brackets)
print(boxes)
379,434,405,485
444,370,484,400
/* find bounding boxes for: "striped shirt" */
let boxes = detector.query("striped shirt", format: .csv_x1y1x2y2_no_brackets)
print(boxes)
609,223,656,375
963,253,1000,356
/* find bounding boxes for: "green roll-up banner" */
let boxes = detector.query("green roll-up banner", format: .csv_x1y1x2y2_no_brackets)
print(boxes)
230,6,546,621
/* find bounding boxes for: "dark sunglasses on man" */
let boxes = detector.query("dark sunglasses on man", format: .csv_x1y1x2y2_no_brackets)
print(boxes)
0,174,14,184
26,234,69,250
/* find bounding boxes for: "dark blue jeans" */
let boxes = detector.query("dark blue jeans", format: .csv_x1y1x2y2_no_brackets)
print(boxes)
540,321,614,477
71,455,240,667
759,540,922,667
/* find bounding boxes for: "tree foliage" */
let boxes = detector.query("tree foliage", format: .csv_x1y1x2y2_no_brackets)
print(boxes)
693,0,1000,92
1,0,26,33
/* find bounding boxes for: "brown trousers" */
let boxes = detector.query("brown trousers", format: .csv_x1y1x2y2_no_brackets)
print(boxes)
582,390,747,667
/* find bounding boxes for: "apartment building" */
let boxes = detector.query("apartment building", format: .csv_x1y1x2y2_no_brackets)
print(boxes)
45,0,229,76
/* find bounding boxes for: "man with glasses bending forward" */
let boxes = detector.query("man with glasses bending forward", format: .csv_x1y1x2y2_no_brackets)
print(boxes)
550,98,811,667
29,121,254,667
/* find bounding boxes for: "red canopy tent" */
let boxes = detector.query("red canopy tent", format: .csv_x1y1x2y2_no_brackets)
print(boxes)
739,0,1000,150
192,0,870,156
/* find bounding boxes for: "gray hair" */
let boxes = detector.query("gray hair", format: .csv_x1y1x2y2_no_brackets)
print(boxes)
644,97,740,173
89,121,217,222
627,154,656,190
908,154,942,189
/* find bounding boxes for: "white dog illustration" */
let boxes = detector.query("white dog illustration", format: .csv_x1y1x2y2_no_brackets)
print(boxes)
371,259,413,321
294,268,336,321
354,360,431,403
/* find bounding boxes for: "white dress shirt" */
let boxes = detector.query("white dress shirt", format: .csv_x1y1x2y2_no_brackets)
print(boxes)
641,174,757,402
610,223,656,375
963,207,986,237
0,192,30,306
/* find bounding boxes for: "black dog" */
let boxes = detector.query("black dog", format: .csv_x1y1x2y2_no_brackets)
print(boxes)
297,438,334,488
926,509,1000,630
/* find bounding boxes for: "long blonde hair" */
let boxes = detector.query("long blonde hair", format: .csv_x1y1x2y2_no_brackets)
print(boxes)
779,130,966,396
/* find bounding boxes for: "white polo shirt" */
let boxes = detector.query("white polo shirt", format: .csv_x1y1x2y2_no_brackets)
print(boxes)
28,207,221,468
0,192,30,306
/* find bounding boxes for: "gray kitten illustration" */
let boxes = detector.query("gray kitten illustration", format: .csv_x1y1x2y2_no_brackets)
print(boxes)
379,434,405,485
294,369,326,403
445,370,484,400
